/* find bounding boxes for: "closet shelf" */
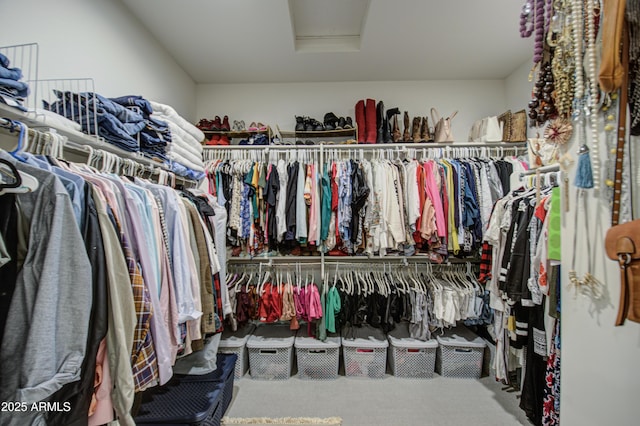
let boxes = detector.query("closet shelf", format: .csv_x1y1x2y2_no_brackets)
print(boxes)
202,128,271,139
278,128,356,139
0,103,197,183
201,141,527,150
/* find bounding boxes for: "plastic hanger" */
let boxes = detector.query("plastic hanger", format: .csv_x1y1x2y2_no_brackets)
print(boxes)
0,158,39,195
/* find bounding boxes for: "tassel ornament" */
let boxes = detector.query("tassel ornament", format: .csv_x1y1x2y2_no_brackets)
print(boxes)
574,144,594,189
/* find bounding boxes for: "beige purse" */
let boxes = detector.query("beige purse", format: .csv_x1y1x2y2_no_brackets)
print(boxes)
431,108,457,142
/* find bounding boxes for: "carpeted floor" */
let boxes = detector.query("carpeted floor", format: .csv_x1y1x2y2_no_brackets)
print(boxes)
225,375,532,426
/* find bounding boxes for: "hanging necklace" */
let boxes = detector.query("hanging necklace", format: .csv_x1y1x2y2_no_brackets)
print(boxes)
550,0,574,117
585,0,601,193
520,1,535,37
568,0,603,296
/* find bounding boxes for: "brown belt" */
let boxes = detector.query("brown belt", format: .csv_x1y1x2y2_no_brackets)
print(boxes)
612,23,630,227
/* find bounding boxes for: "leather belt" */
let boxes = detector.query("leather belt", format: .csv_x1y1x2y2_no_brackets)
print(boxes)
612,23,630,227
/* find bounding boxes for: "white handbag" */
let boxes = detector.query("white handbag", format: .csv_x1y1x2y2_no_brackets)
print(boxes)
469,116,503,142
482,116,503,142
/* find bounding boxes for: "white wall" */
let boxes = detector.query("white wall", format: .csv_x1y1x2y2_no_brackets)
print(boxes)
196,80,507,142
0,0,197,120
505,61,640,425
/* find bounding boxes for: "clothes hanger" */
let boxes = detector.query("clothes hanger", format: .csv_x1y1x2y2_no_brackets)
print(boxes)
0,158,39,195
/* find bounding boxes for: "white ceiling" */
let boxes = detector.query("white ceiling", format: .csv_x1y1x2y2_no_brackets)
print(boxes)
120,0,533,84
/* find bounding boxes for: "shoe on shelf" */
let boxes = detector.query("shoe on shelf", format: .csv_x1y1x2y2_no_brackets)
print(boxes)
304,118,315,131
336,117,346,130
205,134,221,145
312,119,325,131
295,116,306,131
218,135,230,145
197,118,213,130
211,116,222,131
257,122,268,131
344,117,353,129
296,140,305,145
221,115,231,131
304,139,315,145
248,122,259,131
324,112,339,129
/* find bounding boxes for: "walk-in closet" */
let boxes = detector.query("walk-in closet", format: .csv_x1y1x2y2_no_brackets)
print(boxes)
1,1,639,426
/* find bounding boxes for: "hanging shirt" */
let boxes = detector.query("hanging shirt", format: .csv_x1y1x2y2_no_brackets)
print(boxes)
0,154,93,426
276,159,288,242
296,161,308,242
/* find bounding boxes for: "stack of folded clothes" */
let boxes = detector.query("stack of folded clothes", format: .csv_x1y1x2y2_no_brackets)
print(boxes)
149,100,205,181
44,89,205,181
0,52,30,111
44,90,144,152
110,95,171,161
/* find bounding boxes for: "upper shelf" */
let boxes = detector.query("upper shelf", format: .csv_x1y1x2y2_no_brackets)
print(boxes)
202,127,271,139
278,128,356,139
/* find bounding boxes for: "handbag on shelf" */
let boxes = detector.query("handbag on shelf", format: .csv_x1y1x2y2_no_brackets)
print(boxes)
431,108,457,142
510,109,528,142
498,110,512,141
468,116,503,142
605,219,640,326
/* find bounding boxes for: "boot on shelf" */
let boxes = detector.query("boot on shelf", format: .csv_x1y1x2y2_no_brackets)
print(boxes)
221,115,231,131
376,100,385,144
411,117,421,142
385,107,400,143
211,116,222,131
392,115,401,142
355,100,366,143
425,117,435,142
365,98,377,144
402,111,410,141
420,117,428,142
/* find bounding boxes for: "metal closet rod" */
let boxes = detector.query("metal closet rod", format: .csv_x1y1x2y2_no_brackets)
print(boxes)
1,107,199,184
520,164,561,177
227,255,478,265
202,141,526,151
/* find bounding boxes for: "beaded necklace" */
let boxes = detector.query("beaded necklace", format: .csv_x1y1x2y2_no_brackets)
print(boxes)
521,0,548,65
550,0,574,117
585,0,601,193
520,1,535,37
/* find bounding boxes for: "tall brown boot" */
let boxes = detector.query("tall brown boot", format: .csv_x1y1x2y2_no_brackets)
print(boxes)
424,116,434,141
420,117,428,142
411,117,421,142
392,115,401,142
402,111,410,141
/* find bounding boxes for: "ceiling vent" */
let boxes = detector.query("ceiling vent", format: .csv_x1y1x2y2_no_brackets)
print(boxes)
289,0,371,53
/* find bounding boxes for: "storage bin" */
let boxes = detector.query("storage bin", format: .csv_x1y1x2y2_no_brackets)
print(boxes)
246,325,296,380
218,323,255,379
342,329,388,379
294,329,341,380
436,326,487,378
175,353,238,417
387,322,438,378
135,380,224,426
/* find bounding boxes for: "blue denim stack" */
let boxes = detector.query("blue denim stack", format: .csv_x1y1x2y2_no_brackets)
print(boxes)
0,52,30,111
44,90,144,152
110,95,171,161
